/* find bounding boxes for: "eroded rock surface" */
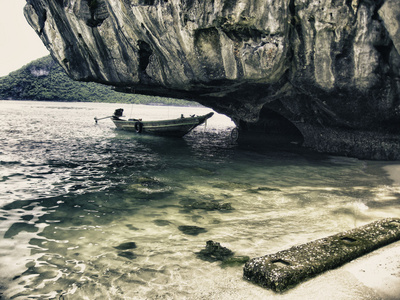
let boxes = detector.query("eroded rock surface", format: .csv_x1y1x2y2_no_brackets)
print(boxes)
25,0,400,159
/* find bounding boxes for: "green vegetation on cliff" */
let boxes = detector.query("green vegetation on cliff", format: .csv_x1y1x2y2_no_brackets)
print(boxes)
0,56,194,106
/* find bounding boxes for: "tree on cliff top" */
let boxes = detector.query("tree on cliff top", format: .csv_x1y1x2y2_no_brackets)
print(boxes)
0,56,194,106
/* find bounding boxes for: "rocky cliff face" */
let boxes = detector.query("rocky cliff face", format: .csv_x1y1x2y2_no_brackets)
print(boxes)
25,0,400,159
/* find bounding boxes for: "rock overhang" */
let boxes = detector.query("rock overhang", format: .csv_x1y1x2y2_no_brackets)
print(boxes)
24,0,400,159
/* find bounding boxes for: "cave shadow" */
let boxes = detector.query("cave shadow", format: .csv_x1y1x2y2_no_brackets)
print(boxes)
236,107,305,151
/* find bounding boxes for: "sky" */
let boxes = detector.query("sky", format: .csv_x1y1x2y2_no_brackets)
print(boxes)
0,0,49,77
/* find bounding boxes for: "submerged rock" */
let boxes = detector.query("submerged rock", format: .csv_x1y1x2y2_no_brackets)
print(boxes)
221,256,250,268
24,0,400,159
178,225,207,236
135,176,165,188
114,242,137,250
196,241,250,267
190,167,215,176
126,224,140,231
213,182,250,190
196,240,234,262
183,200,233,211
153,219,172,226
247,187,281,194
127,182,172,201
118,251,137,260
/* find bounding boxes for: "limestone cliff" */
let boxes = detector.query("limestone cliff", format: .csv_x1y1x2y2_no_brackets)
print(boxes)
24,0,400,159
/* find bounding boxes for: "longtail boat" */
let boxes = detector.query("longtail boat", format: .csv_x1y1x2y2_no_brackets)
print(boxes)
95,109,214,137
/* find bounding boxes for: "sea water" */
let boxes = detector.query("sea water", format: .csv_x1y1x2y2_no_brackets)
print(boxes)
0,100,399,299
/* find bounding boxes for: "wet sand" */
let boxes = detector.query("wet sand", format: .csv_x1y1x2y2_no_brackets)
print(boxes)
384,164,400,186
343,240,400,300
347,164,400,299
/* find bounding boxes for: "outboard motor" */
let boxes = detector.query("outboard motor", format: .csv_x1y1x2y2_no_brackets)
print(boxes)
113,108,124,118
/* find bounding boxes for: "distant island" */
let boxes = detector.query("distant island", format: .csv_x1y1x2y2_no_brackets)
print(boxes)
0,56,196,106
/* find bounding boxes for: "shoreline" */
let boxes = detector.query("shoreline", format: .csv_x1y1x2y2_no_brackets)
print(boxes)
341,240,400,300
340,163,400,299
383,164,400,186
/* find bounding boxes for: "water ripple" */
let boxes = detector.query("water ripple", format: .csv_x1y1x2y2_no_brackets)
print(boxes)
1,101,399,299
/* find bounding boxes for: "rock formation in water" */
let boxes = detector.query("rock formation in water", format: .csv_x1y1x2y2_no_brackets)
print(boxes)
24,0,400,159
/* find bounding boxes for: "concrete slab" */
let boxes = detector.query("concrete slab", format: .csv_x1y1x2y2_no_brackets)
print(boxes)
243,218,400,292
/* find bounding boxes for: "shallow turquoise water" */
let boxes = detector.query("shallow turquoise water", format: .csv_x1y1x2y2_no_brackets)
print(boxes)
0,100,399,299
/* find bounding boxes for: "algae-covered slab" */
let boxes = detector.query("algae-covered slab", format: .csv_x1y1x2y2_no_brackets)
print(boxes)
243,218,400,292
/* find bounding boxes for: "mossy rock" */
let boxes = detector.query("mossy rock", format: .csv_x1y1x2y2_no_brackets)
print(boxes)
196,240,234,262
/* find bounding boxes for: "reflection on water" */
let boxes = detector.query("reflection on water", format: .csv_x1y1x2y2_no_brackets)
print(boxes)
0,101,399,299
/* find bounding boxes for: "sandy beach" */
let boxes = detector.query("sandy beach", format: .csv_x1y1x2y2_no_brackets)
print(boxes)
348,164,400,300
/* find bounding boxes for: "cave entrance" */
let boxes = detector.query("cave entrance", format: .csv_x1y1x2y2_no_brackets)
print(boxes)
238,107,304,146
